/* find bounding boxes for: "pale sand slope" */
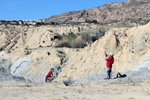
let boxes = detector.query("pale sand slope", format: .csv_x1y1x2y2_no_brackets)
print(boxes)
0,81,150,100
1,22,150,82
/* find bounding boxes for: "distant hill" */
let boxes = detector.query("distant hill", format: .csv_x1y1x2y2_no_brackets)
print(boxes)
40,0,150,24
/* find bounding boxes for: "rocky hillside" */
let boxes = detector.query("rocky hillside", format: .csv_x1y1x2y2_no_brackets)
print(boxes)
41,0,150,24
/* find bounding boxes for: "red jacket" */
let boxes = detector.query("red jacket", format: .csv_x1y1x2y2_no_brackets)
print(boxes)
47,71,53,77
106,56,114,68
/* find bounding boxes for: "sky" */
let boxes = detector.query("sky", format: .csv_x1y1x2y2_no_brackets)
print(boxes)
0,0,127,21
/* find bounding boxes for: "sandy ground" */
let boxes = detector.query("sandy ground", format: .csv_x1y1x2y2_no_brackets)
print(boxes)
0,80,150,100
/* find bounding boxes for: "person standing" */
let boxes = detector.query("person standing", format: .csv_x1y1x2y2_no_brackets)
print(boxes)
105,52,114,79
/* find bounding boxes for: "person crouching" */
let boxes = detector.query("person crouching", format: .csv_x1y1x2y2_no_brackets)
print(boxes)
45,68,55,82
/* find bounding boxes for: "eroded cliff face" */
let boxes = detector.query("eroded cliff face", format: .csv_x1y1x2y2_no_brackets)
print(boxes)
0,23,105,82
0,22,150,82
53,23,150,81
0,23,106,53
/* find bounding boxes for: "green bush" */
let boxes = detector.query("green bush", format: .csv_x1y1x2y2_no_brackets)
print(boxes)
90,20,98,24
85,20,98,24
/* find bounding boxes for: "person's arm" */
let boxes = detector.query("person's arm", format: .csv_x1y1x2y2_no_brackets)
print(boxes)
50,74,55,78
105,54,108,60
106,56,110,61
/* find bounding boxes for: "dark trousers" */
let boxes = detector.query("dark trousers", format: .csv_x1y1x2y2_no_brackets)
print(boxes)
107,67,112,79
45,76,54,82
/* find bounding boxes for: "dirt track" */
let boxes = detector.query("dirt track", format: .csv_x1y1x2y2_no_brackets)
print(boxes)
0,81,150,100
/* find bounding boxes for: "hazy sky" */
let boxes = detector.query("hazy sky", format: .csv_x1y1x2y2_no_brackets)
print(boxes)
0,0,127,20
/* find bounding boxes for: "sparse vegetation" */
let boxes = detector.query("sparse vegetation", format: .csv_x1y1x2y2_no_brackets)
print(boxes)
55,32,86,48
136,20,149,26
86,20,98,24
55,32,103,48
112,22,135,28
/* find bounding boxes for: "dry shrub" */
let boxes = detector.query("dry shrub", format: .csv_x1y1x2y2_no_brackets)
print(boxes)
55,32,86,48
55,32,102,48
70,37,86,48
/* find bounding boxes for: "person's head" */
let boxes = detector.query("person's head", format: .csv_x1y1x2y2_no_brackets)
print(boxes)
51,68,54,72
109,52,114,56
